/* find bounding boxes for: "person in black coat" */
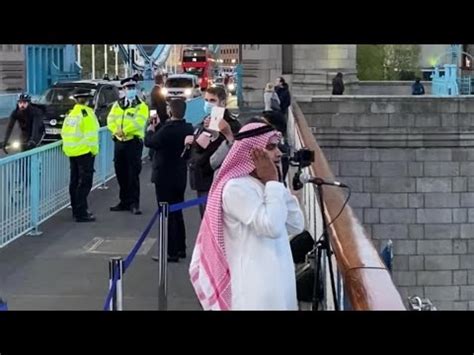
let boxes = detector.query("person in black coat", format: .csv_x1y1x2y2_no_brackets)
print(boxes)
148,74,169,161
2,93,45,151
187,86,241,218
275,77,291,117
149,73,169,122
332,72,345,95
144,99,194,262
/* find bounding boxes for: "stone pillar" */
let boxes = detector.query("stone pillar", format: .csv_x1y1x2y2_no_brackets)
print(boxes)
291,45,358,96
241,44,359,107
241,44,282,108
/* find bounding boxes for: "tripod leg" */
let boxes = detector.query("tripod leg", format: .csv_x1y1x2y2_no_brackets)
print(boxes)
312,246,323,311
326,249,339,311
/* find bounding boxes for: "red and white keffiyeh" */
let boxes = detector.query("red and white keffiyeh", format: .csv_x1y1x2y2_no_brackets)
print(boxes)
189,122,280,310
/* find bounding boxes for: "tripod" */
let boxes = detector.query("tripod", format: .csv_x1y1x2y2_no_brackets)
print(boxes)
292,166,341,310
312,182,339,311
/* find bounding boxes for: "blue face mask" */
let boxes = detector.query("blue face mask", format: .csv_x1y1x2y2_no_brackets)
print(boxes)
126,89,137,100
204,101,215,115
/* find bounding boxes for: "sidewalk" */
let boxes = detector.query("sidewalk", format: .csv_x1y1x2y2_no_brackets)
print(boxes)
0,161,202,310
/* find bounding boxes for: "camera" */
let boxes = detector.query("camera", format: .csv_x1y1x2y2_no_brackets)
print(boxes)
290,148,315,168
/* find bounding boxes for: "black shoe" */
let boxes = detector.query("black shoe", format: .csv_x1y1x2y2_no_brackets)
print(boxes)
110,203,129,212
75,214,96,223
131,206,142,215
73,211,93,219
168,256,179,263
177,251,187,259
151,255,179,262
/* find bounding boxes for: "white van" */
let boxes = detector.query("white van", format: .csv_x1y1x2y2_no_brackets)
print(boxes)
161,74,201,101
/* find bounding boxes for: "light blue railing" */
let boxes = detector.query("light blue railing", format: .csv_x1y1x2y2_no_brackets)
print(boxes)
0,128,119,247
0,97,206,248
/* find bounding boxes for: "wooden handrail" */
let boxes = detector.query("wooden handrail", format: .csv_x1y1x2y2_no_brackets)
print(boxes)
292,102,405,310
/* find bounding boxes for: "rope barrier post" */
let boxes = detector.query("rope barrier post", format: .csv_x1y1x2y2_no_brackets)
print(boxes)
157,202,169,310
108,257,124,311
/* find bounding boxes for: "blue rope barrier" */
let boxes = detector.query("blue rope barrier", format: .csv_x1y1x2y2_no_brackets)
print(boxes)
102,195,208,310
123,207,161,271
169,196,208,213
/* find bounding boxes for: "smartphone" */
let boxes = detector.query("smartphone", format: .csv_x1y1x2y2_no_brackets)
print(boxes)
150,109,157,117
196,131,212,149
208,106,226,131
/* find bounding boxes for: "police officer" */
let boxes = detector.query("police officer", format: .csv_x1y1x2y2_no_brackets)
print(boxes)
1,93,45,151
107,77,149,215
61,89,100,223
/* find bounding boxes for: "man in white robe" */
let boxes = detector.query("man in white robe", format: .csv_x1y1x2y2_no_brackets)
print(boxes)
190,122,305,310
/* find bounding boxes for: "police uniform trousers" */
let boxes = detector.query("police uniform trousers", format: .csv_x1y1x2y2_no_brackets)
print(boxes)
114,137,143,209
69,153,95,218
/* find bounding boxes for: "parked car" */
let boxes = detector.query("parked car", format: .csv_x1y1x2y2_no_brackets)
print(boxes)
36,80,121,142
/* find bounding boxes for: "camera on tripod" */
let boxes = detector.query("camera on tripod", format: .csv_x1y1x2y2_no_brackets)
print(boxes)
290,148,315,168
290,148,315,191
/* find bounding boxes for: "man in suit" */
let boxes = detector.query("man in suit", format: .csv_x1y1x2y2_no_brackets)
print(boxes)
145,99,194,262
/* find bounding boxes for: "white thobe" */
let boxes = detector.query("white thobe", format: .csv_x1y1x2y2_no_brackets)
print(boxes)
222,176,305,310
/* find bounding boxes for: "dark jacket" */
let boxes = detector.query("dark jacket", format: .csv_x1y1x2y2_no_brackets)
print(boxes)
412,82,425,95
144,119,194,187
150,84,169,122
4,104,45,147
275,83,291,112
188,112,241,192
332,76,344,95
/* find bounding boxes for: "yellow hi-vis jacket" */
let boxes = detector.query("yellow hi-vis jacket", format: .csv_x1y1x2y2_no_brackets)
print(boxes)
107,99,149,141
61,104,100,157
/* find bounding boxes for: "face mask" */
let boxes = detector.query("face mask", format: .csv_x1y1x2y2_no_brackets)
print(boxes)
204,101,215,116
119,90,125,99
126,89,137,100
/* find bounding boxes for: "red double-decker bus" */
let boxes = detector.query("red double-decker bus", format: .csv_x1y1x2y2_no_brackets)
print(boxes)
181,47,216,90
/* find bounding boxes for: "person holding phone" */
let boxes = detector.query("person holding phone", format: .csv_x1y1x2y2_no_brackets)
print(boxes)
187,86,240,218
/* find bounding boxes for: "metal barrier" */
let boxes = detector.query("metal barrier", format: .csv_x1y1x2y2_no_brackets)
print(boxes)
0,96,205,248
0,127,148,248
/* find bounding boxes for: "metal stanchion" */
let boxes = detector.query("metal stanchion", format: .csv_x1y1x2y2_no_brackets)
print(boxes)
157,202,169,310
108,257,124,311
0,298,7,311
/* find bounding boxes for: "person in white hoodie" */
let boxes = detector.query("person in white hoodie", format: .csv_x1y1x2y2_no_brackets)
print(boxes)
263,83,281,112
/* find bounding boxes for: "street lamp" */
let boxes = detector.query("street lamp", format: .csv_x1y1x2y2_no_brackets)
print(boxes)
91,44,96,79
112,45,119,76
104,44,108,77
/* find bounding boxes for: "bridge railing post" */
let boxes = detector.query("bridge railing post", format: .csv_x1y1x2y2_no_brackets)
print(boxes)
28,154,42,236
97,129,109,190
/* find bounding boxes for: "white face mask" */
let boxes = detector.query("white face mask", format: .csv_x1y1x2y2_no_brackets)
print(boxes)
119,90,125,99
